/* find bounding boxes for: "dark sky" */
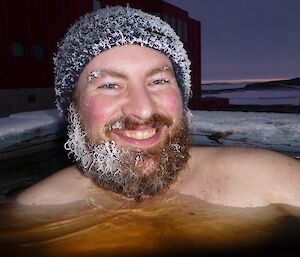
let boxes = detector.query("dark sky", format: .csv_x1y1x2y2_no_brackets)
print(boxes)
166,0,300,82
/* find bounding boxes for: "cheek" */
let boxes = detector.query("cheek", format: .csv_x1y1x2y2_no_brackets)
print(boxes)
79,94,117,126
159,89,182,117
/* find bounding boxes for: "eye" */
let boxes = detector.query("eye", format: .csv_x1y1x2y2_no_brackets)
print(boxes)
98,83,120,90
149,78,169,86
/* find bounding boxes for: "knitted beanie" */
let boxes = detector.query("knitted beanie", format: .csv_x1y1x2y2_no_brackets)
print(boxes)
54,6,191,119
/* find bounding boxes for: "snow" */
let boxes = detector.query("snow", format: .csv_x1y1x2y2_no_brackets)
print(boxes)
202,82,300,105
204,89,300,105
0,109,65,153
191,111,300,153
0,110,62,136
202,82,248,90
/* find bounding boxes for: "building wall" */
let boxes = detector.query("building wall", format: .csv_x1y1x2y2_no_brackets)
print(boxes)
0,88,56,116
0,0,93,116
0,0,201,116
1,0,93,89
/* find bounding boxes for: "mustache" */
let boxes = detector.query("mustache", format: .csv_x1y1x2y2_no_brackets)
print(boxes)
105,114,173,131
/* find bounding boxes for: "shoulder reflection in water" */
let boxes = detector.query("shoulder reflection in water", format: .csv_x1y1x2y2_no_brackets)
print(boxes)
1,191,300,257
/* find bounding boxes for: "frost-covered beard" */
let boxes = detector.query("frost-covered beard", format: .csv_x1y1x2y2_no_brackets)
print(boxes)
64,103,191,201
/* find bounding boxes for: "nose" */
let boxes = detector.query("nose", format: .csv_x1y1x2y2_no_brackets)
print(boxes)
121,87,157,120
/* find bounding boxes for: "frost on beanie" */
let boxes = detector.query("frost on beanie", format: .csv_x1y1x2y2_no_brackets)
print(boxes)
54,6,192,119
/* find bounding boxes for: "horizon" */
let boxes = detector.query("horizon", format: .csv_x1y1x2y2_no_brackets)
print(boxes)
202,76,298,85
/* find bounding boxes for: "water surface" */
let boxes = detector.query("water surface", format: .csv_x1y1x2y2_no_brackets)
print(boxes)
1,190,300,257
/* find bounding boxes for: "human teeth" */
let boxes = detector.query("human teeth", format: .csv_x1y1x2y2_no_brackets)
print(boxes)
124,129,156,140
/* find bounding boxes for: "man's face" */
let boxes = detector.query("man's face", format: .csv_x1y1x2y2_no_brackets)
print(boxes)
69,45,190,200
76,45,183,156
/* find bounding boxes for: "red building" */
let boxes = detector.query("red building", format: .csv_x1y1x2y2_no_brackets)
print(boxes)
0,0,201,116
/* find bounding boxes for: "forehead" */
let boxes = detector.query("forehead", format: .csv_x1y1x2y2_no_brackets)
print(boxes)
83,45,174,76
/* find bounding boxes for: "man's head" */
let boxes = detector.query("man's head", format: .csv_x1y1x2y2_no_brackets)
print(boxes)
54,6,191,118
54,6,192,200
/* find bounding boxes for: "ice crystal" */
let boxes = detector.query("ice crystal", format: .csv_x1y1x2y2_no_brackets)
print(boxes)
87,69,101,82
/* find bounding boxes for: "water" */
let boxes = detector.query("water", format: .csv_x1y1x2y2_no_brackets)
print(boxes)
0,139,72,203
1,192,300,257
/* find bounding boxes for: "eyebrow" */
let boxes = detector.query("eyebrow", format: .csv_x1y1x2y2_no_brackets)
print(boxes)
146,65,175,77
92,69,127,79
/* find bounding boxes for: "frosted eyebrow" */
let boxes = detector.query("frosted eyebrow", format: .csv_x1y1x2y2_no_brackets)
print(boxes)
146,65,175,77
86,69,127,83
87,69,101,82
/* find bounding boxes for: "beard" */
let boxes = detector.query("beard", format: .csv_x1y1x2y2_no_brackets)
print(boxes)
64,102,191,201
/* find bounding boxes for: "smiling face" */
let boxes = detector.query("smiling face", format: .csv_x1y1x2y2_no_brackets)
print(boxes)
66,45,190,200
75,45,183,151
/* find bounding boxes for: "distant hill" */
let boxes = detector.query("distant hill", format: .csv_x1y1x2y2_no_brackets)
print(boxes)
244,77,300,90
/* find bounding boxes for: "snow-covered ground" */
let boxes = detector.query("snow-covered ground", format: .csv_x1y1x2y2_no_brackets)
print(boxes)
202,82,249,90
0,110,65,156
202,82,300,105
191,111,300,154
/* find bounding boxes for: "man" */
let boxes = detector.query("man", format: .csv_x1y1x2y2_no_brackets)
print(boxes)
16,6,300,208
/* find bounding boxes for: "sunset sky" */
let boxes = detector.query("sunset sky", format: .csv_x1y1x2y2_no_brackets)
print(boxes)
166,0,300,83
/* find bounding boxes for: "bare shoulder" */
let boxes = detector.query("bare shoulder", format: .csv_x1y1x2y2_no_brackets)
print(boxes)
16,166,94,206
189,146,300,173
180,147,300,207
190,146,299,167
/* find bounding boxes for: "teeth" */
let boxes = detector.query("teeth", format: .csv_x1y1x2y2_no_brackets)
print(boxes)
124,129,156,140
